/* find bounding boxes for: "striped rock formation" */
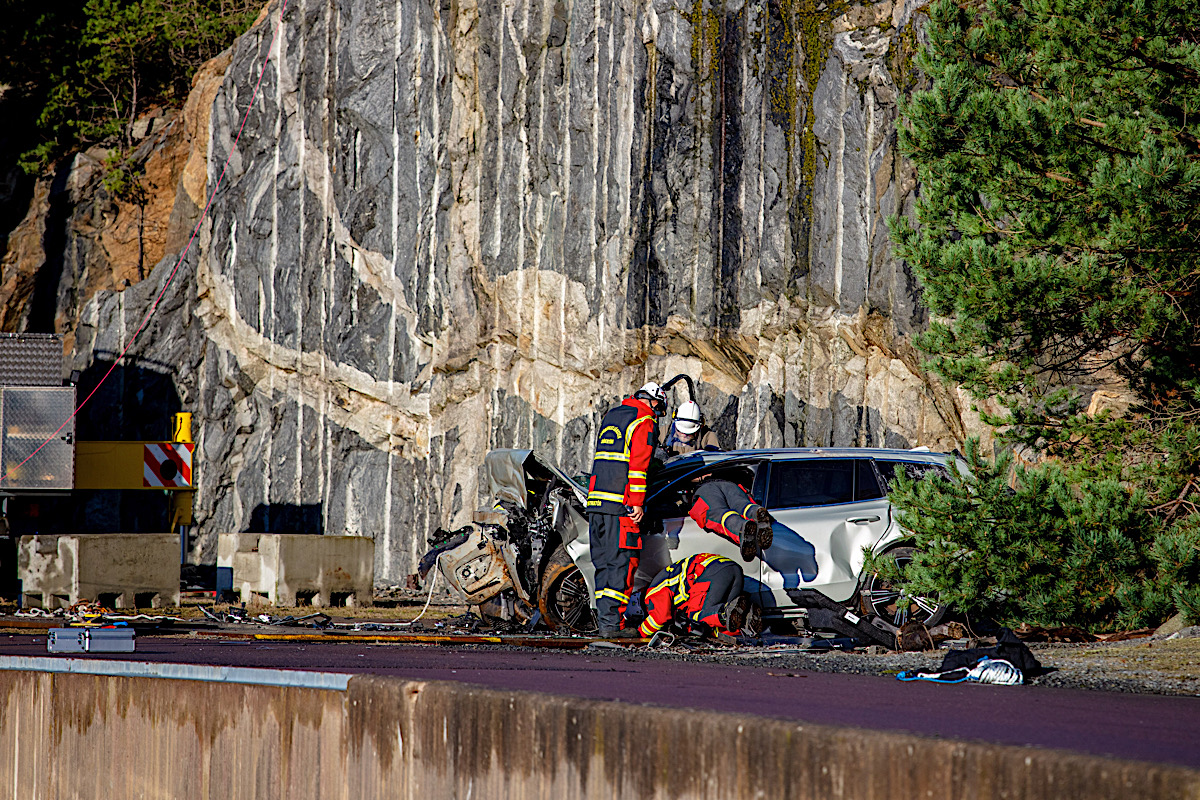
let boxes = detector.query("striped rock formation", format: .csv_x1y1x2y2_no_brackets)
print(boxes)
54,0,993,585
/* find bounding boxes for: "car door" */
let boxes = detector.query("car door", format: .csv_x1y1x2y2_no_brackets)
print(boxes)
757,458,894,607
636,460,763,590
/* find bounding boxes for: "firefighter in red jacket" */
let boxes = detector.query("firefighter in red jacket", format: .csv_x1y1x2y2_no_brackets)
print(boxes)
587,381,666,637
637,554,752,639
689,474,774,561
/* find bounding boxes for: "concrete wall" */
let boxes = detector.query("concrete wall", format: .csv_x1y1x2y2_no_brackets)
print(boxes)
0,669,1195,800
217,533,374,607
17,534,180,609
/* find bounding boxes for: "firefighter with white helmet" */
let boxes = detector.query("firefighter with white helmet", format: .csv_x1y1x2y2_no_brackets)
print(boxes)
660,399,721,457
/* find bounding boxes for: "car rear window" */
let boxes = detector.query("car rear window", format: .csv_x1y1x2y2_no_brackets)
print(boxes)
767,460,856,508
874,460,953,492
857,459,885,500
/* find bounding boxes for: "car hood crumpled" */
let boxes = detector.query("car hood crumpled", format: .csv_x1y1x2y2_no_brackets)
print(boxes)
482,449,588,509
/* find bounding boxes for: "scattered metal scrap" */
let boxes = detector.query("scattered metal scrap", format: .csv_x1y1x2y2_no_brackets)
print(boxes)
199,606,333,629
188,600,888,653
2,590,952,657
14,604,186,629
1009,624,1156,643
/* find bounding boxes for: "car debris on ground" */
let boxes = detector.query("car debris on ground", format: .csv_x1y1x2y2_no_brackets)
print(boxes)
14,602,186,628
895,628,1044,685
1,596,1195,695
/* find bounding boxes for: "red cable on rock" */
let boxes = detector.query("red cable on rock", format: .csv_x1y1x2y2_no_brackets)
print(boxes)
2,0,290,485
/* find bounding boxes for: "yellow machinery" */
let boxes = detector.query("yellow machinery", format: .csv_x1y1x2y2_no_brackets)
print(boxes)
75,412,196,530
0,335,199,587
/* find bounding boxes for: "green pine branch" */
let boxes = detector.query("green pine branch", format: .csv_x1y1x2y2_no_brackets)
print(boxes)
883,0,1200,630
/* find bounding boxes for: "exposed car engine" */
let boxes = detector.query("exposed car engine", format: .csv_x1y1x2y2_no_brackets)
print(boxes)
412,450,590,629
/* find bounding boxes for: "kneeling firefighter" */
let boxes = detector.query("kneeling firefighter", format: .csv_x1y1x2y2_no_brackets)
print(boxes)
635,554,756,639
586,382,666,637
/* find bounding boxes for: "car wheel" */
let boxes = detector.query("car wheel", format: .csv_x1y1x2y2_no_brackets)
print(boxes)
537,544,598,635
859,546,946,628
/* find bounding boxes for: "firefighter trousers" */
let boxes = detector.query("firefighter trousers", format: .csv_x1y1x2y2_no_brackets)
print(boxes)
684,559,744,632
693,480,765,545
588,512,639,632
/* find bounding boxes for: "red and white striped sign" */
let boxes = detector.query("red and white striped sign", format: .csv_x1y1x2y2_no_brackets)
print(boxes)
143,443,194,488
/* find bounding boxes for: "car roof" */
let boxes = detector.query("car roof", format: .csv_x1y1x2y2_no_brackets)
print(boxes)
663,447,952,466
652,447,955,487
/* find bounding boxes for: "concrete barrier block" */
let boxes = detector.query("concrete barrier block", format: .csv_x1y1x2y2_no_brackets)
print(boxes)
18,534,180,609
217,533,374,607
17,536,74,609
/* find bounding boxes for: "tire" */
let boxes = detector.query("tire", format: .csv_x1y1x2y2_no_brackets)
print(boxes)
537,544,598,635
859,546,946,628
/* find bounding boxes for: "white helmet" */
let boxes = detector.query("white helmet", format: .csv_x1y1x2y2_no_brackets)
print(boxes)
633,381,667,415
674,401,703,435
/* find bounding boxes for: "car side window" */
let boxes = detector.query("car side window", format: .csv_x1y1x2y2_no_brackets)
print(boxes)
874,459,952,493
856,459,885,501
648,462,768,520
646,461,762,518
645,478,693,518
767,460,855,508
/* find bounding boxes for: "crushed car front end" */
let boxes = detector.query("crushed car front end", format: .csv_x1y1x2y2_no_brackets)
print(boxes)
413,449,597,630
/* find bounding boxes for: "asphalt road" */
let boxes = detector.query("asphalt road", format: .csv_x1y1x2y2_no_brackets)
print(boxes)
2,635,1197,770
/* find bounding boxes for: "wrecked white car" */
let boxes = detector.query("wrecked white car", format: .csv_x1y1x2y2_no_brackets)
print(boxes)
418,447,959,644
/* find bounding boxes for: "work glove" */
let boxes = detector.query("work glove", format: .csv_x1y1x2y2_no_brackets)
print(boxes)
624,590,646,625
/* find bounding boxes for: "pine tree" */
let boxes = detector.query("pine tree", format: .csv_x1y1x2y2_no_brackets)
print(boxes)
0,0,259,172
879,442,1173,629
887,0,1200,630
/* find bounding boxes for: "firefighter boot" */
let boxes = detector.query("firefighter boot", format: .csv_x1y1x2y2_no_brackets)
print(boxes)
739,520,759,562
755,508,774,551
742,601,763,636
718,594,750,634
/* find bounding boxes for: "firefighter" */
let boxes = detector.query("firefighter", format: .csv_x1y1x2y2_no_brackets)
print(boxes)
659,400,721,457
637,553,753,639
689,473,774,562
586,381,666,637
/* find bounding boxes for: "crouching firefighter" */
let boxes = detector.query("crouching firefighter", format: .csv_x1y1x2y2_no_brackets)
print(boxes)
690,475,774,562
587,382,666,637
636,554,757,639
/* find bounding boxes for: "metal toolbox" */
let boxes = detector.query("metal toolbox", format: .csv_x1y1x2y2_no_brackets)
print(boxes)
47,627,135,653
86,628,136,652
47,628,86,653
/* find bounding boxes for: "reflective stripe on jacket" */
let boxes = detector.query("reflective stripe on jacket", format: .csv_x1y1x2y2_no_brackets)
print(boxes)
638,553,728,636
587,397,657,514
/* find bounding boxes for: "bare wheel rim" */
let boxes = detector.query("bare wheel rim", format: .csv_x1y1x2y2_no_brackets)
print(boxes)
545,565,598,635
862,550,944,627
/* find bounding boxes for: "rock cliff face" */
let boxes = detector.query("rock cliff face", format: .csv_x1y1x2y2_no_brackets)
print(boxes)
32,0,991,586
